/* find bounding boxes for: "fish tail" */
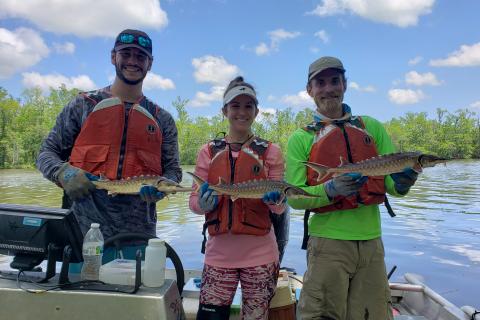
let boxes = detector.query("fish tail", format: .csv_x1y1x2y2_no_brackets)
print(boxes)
186,172,205,192
301,161,329,181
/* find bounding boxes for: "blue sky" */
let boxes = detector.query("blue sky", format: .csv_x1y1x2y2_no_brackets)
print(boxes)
1,0,479,122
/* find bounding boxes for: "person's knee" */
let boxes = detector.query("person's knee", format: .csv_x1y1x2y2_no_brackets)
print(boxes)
196,303,230,320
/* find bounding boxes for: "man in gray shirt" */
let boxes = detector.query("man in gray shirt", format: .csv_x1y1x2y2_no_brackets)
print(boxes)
36,29,181,245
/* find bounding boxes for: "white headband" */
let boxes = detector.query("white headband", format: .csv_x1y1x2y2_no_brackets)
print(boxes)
223,85,258,106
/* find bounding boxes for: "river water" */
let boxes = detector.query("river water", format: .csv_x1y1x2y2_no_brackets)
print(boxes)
0,161,479,308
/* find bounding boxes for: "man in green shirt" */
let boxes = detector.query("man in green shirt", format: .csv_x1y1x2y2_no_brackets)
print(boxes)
286,56,418,320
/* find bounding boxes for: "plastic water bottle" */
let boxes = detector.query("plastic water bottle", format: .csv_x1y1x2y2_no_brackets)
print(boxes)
80,223,104,281
143,238,166,287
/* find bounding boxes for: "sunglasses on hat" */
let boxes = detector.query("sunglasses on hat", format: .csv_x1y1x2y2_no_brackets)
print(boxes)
117,33,152,49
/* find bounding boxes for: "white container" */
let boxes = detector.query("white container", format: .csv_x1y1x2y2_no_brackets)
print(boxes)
143,239,166,287
99,259,144,286
81,223,104,281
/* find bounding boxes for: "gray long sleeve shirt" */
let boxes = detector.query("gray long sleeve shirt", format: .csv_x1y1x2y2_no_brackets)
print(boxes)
36,87,182,238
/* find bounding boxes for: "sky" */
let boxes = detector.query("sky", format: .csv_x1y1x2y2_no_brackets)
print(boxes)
0,0,479,122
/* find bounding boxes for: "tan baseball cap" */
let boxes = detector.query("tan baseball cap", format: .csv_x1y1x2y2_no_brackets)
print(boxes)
308,56,345,81
223,85,258,106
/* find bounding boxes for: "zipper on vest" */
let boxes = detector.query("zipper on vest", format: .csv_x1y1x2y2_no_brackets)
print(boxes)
228,150,235,230
116,103,132,179
339,123,354,163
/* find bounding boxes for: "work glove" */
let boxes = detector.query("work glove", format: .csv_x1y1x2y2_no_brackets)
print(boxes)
197,183,218,213
139,185,166,203
262,191,286,205
324,173,368,199
391,168,418,195
56,163,98,201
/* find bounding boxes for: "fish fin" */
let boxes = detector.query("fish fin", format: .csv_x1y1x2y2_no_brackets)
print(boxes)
301,161,329,181
186,172,206,192
277,194,286,205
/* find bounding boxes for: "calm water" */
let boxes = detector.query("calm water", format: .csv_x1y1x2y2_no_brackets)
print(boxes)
1,162,479,307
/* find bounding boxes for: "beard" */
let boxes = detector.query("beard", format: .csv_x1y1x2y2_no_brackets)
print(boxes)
115,64,147,85
314,96,343,118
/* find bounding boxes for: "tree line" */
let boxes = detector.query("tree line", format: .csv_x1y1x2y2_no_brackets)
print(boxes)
0,86,478,169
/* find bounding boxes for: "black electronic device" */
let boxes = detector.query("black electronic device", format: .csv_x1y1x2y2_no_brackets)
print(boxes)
0,203,83,281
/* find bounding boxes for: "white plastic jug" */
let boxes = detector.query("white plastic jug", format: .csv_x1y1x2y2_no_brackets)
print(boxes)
143,238,166,287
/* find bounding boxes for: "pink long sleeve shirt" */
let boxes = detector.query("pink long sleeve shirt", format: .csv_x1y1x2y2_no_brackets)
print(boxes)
189,142,286,268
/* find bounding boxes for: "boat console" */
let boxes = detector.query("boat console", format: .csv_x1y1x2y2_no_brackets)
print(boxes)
0,203,186,320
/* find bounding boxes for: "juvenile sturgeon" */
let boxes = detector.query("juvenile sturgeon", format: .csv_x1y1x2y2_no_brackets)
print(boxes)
302,152,448,181
92,175,194,195
187,171,320,203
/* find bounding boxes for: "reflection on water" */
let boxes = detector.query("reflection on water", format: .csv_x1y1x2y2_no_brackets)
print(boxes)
1,161,479,307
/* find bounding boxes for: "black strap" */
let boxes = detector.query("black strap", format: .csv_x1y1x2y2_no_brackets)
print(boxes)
301,210,311,250
201,219,220,254
384,195,396,217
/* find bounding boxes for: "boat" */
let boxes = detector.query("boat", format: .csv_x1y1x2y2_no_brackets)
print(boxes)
0,203,478,319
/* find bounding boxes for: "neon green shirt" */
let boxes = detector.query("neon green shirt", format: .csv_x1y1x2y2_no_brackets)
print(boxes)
286,115,403,240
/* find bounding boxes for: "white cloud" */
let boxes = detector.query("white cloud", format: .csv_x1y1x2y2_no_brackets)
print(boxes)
0,0,168,37
429,42,480,67
192,55,240,85
257,107,276,122
143,72,175,90
53,41,75,54
405,71,442,86
469,101,480,111
255,28,301,56
388,88,425,105
0,27,49,78
314,30,330,43
255,42,270,56
279,90,314,108
22,72,96,93
307,0,435,28
349,81,376,92
190,86,225,107
408,56,423,65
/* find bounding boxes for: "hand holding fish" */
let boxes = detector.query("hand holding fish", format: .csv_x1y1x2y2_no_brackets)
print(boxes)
324,173,368,199
139,185,165,203
198,183,218,212
56,163,99,200
390,168,418,195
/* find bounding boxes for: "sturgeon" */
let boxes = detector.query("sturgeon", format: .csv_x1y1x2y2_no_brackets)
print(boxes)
92,175,194,195
187,171,320,203
302,151,448,181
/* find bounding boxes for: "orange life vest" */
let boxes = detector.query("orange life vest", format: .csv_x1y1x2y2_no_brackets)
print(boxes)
204,137,272,238
69,94,163,180
304,117,386,213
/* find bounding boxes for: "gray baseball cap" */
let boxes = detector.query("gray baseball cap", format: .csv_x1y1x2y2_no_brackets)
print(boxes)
308,56,345,81
223,85,258,106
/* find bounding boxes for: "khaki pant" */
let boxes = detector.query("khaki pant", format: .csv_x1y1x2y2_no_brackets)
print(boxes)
297,237,393,320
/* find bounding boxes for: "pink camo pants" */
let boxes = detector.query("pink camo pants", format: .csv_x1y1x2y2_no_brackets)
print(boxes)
199,262,279,320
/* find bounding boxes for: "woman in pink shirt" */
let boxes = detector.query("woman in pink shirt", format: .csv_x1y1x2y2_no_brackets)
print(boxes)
189,76,286,320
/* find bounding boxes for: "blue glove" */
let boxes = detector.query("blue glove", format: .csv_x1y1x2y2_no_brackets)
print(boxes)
391,168,418,195
139,185,166,203
324,173,368,199
56,163,98,200
198,183,218,212
262,191,286,205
